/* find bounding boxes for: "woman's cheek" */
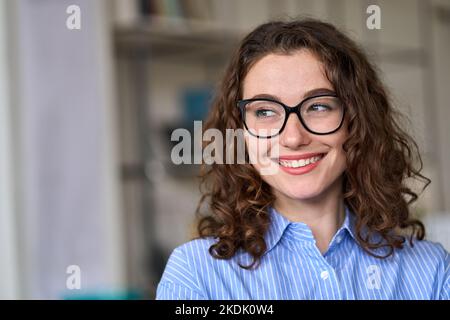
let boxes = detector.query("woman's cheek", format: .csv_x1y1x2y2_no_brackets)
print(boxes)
245,135,280,176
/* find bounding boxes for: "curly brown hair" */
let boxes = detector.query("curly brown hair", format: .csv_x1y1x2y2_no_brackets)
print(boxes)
194,18,430,270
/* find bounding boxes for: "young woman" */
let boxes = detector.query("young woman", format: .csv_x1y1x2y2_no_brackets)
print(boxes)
156,19,449,300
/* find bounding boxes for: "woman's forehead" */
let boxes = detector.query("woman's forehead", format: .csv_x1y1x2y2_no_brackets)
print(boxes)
242,51,333,102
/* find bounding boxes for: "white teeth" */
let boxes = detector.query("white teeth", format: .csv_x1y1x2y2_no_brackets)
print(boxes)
278,155,323,168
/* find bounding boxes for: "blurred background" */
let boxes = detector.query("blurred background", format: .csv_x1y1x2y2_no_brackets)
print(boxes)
0,0,449,299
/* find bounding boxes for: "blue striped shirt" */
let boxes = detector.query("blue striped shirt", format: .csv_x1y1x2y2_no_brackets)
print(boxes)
156,206,450,300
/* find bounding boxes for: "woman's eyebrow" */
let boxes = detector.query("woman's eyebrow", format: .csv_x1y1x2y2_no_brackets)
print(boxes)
248,93,280,100
302,88,336,98
247,88,336,101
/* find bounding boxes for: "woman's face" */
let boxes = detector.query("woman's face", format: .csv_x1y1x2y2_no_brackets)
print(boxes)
242,50,348,202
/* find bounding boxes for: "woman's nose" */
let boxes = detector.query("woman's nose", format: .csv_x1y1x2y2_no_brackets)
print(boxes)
279,113,312,148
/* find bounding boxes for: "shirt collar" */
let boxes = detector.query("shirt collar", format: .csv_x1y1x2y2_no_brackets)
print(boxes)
264,205,358,254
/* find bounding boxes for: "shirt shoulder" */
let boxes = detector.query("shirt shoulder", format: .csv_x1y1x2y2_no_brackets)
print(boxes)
174,237,220,267
155,237,218,300
396,238,448,268
395,238,449,299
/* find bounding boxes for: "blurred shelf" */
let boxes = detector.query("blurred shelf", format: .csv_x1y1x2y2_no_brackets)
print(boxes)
364,43,429,67
114,15,242,62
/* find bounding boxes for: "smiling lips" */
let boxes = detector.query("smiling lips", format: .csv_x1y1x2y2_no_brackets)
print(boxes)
276,152,325,174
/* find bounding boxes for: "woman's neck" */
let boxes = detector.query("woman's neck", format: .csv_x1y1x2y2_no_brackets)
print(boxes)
273,178,345,255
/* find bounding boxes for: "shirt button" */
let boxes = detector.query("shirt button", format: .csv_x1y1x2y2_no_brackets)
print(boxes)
320,270,329,280
336,235,343,244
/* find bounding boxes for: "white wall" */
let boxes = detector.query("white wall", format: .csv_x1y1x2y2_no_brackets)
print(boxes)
0,0,19,299
12,0,125,298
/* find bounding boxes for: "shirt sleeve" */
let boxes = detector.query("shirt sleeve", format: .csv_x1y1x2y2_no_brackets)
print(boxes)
440,250,450,300
155,245,207,300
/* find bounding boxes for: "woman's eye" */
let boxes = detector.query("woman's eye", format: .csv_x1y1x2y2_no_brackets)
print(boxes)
307,104,331,112
255,109,277,117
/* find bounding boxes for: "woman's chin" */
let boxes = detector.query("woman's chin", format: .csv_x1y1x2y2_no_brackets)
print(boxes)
277,188,323,202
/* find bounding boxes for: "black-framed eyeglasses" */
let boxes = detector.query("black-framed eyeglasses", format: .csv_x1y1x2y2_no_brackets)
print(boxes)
236,94,345,138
